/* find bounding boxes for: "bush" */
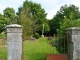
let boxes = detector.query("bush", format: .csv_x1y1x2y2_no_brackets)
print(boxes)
33,33,40,39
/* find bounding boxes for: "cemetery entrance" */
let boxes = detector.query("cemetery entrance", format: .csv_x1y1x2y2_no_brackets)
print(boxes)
2,24,80,60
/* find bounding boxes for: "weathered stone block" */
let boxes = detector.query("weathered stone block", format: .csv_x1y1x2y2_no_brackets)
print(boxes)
7,24,23,60
66,27,80,60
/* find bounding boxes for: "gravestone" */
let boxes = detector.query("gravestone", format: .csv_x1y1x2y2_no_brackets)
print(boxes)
7,24,23,60
66,27,80,60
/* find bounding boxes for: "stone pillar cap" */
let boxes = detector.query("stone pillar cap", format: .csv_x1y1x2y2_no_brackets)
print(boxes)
7,24,23,28
66,27,80,31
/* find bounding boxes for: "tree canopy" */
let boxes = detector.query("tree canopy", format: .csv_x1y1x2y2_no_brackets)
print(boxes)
17,0,50,37
49,4,80,35
4,7,16,24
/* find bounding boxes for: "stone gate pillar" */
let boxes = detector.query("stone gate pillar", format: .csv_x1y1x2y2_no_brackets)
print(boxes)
66,27,80,60
7,24,23,60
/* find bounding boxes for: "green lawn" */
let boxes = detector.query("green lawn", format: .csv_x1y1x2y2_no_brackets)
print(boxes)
0,37,57,60
23,37,57,60
0,40,2,45
0,46,7,60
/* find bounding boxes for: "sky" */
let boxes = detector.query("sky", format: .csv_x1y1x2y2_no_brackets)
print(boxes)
0,0,80,19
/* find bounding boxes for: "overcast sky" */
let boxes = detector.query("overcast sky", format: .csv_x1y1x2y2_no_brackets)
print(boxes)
0,0,80,19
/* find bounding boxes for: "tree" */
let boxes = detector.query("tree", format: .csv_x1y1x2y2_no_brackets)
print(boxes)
19,7,32,38
17,0,50,36
58,17,80,35
0,14,9,33
49,4,80,35
3,7,16,24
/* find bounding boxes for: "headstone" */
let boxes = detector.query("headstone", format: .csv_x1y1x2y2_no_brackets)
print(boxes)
66,27,80,60
41,35,44,38
7,24,23,60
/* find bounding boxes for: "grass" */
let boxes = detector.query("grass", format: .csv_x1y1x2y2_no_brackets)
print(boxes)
0,38,7,60
23,37,57,60
0,37,58,60
0,46,7,60
0,40,2,45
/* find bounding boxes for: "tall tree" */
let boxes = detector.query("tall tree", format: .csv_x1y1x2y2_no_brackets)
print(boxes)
49,4,80,35
17,0,50,35
3,7,16,24
19,7,32,38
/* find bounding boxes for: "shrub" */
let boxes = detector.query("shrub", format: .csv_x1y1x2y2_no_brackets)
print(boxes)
33,33,40,39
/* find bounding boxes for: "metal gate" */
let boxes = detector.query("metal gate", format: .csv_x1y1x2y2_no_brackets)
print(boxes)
46,36,68,60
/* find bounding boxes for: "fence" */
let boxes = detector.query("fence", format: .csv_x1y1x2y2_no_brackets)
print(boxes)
51,36,68,54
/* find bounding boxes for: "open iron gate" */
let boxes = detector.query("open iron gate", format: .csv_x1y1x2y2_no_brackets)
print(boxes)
46,36,68,60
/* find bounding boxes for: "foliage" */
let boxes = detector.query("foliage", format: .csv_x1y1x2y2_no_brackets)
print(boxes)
0,14,9,33
58,17,80,35
33,32,40,39
19,7,32,38
3,7,16,24
57,4,80,20
49,20,58,35
17,0,50,35
49,4,80,35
